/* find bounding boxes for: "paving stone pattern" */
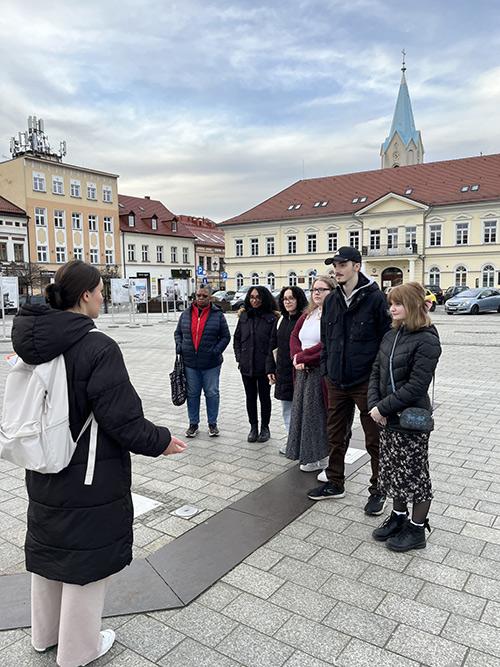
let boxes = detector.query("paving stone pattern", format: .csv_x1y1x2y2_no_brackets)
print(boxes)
0,309,500,665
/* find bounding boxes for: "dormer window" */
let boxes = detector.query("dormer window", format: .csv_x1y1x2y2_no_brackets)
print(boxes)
151,215,158,231
405,188,413,195
294,204,301,210
471,184,480,191
128,213,135,227
460,185,469,192
352,197,359,204
359,197,367,203
172,219,178,232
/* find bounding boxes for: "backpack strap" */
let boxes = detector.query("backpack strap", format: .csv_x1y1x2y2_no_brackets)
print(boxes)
80,328,103,485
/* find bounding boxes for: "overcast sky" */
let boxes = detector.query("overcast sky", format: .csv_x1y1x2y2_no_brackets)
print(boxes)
1,0,500,221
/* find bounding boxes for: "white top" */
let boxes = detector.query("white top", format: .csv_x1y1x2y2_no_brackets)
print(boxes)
299,309,321,350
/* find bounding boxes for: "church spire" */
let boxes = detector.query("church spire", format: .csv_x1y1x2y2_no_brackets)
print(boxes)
380,52,424,169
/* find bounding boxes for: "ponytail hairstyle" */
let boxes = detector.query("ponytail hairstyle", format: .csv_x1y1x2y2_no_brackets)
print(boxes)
45,260,101,311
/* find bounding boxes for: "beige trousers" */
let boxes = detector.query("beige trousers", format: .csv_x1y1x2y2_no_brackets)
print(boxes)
31,573,109,667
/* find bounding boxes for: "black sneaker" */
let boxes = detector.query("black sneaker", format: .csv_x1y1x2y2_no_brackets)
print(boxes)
386,519,430,552
364,493,387,516
307,482,345,501
257,426,270,443
185,424,199,438
208,423,220,437
372,512,408,542
247,424,258,442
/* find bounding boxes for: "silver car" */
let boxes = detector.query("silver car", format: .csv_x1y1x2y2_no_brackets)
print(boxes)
445,288,500,315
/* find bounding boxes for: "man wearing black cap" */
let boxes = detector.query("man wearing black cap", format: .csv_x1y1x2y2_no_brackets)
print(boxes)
307,246,391,515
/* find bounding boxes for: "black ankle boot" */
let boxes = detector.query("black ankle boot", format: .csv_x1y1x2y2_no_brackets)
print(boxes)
257,425,270,443
247,424,259,442
372,512,408,542
386,519,430,552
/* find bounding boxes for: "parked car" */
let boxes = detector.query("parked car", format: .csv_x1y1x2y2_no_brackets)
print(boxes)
230,285,274,311
212,290,235,311
443,285,469,303
137,296,186,313
424,284,444,305
445,288,500,315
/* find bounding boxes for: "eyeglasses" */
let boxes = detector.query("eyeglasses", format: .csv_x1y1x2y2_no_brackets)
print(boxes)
312,287,331,294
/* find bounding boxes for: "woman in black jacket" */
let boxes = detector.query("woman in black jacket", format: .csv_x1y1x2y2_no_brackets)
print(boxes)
266,286,308,434
234,286,278,443
11,261,186,667
368,282,441,553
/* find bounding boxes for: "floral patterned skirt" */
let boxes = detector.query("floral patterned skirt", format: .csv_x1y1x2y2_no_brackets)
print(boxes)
378,427,433,504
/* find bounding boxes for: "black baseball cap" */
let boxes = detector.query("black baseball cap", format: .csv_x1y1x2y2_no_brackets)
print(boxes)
324,246,362,265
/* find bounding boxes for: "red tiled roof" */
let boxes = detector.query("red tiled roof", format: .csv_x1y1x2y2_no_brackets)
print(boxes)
221,153,500,225
0,195,27,217
177,215,224,247
118,194,194,238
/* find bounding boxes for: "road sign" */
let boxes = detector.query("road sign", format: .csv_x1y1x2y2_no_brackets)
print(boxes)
221,271,228,280
201,277,208,284
196,265,204,276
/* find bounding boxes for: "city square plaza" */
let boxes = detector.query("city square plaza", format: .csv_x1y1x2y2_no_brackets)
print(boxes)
0,306,499,667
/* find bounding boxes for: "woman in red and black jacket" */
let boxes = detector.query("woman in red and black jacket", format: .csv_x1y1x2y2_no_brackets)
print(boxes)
284,275,336,472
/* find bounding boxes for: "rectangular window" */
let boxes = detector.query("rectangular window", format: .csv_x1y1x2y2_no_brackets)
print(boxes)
142,245,149,262
182,247,189,263
35,207,47,226
105,250,114,265
54,210,65,228
456,222,469,245
370,230,380,250
0,243,7,261
37,245,48,262
406,226,417,248
52,175,64,195
87,183,97,200
429,224,442,247
327,232,338,253
102,186,112,203
235,239,243,257
250,238,259,256
89,249,99,264
484,220,497,243
33,172,46,192
151,218,158,230
103,216,113,233
387,228,398,249
72,212,82,230
207,256,212,271
128,244,136,262
287,235,297,254
171,246,178,263
157,245,164,262
70,180,81,197
307,233,317,253
349,230,360,249
266,236,275,255
14,243,24,262
73,247,83,260
56,246,66,263
128,214,135,227
88,214,98,231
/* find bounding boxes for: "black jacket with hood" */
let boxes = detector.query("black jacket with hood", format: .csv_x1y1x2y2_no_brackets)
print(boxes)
265,310,303,401
234,308,278,377
11,305,171,585
367,324,441,429
320,273,391,389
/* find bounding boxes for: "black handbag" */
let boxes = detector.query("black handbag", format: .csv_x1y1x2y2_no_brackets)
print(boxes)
389,330,434,433
170,354,187,406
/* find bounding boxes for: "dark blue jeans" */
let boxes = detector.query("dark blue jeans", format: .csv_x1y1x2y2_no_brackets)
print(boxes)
185,365,221,425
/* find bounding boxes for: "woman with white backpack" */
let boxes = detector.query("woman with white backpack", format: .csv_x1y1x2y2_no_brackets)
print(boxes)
10,260,186,666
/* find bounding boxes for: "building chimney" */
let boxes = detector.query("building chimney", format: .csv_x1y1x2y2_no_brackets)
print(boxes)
144,195,151,199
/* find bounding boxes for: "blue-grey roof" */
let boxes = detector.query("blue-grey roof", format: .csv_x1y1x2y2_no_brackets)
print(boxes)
382,72,420,151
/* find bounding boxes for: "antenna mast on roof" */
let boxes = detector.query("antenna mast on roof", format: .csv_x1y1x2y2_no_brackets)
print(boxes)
401,48,406,73
9,116,67,162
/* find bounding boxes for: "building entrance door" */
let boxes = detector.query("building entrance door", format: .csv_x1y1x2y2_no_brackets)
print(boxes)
381,267,403,290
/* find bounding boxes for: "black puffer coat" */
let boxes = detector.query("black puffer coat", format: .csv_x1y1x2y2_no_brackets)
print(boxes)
321,273,391,388
265,312,302,401
11,305,171,585
367,324,441,428
174,303,230,370
234,308,278,377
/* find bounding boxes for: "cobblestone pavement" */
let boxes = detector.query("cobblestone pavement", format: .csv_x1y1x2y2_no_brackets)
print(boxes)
0,307,499,666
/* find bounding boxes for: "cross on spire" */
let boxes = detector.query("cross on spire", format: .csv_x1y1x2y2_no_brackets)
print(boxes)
401,48,406,73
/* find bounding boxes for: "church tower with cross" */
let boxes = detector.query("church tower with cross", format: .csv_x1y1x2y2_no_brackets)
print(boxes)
380,51,424,168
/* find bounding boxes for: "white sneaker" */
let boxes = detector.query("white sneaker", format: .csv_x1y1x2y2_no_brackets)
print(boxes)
317,469,328,482
319,456,329,468
300,461,324,472
82,629,115,665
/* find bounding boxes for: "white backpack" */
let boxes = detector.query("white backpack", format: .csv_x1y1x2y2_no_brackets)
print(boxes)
0,330,100,485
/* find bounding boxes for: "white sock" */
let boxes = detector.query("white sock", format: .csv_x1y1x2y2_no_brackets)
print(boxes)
410,520,424,527
393,510,407,516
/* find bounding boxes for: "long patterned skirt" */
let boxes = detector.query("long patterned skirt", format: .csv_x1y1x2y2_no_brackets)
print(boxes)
285,368,329,465
378,427,433,504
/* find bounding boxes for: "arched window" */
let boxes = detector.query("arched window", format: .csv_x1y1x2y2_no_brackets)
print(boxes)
482,264,495,287
428,266,440,286
236,273,243,290
267,272,275,290
288,271,297,287
455,265,467,286
307,270,316,289
251,272,259,286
